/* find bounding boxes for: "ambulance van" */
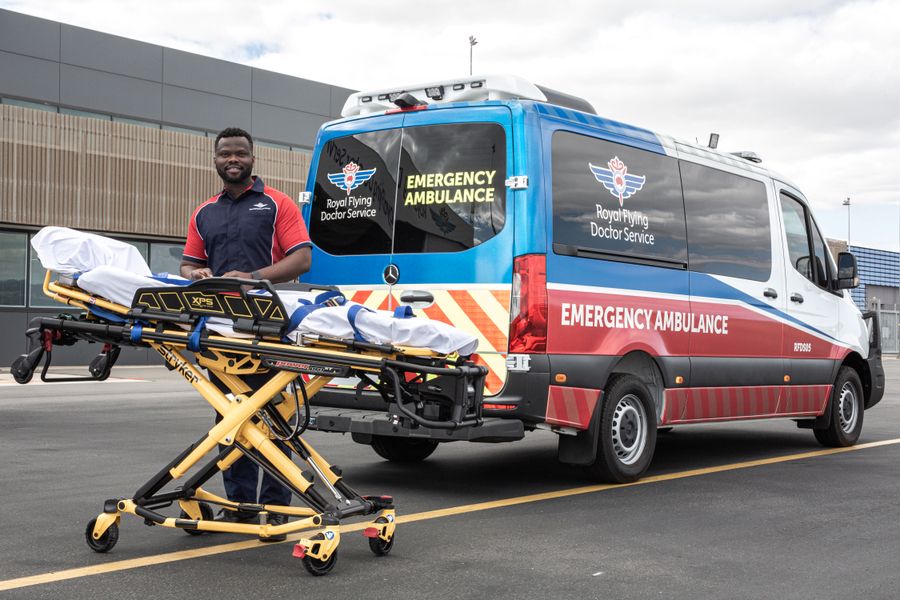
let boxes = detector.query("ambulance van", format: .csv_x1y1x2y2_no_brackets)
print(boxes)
301,75,884,482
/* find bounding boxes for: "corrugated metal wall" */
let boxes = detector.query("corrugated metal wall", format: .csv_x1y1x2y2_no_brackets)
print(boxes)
0,105,311,238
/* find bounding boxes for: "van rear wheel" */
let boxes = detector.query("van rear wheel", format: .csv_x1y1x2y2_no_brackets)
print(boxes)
585,375,657,483
370,436,438,462
814,367,864,447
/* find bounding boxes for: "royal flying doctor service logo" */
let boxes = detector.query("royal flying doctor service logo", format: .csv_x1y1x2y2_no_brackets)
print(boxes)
589,157,646,207
328,162,376,194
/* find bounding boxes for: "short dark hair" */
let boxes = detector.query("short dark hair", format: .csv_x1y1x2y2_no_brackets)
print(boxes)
214,127,253,150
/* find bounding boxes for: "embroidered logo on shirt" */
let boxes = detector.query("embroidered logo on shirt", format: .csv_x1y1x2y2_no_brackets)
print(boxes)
249,202,271,211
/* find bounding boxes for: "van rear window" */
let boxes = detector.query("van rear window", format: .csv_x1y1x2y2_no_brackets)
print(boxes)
551,131,687,265
310,123,506,256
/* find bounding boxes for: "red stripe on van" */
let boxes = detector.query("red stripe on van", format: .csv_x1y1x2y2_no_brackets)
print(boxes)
662,385,830,425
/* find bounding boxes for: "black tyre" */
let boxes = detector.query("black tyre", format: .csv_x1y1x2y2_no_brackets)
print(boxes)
85,518,119,553
585,375,657,483
370,436,438,462
181,502,214,536
368,518,394,556
10,356,33,385
814,367,864,448
302,550,337,576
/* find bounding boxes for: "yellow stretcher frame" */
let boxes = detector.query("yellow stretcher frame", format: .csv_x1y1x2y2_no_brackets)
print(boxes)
10,272,494,575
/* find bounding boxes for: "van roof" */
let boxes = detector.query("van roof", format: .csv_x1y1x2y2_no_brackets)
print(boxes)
339,74,797,188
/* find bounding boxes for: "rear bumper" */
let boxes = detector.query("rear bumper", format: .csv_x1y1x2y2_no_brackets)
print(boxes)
309,406,525,443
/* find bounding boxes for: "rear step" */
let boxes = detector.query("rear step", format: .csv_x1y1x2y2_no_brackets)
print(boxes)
309,407,525,443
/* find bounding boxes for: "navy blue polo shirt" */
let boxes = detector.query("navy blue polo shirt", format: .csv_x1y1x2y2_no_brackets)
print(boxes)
183,176,310,275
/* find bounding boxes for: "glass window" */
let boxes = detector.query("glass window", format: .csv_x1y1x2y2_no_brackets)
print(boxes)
551,131,687,264
2,97,57,112
393,123,507,253
0,231,27,306
149,242,185,276
112,116,160,129
780,193,815,283
28,244,57,307
60,107,111,121
810,218,833,288
681,162,772,281
310,129,401,255
163,125,210,137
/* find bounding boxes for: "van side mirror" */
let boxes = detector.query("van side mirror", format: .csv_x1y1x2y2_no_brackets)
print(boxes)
835,252,859,289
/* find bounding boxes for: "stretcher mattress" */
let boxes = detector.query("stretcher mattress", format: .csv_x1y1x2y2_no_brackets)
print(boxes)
33,227,478,355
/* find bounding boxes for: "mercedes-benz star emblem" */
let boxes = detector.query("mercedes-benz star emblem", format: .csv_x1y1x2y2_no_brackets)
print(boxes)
382,264,400,285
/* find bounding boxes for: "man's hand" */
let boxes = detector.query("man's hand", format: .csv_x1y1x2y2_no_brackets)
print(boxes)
222,270,251,279
188,267,213,280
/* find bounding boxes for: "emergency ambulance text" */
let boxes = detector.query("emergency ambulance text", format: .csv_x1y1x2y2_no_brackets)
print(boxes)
404,170,497,206
560,302,729,335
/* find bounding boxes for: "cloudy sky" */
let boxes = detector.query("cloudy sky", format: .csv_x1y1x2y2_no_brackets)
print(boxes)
4,0,899,250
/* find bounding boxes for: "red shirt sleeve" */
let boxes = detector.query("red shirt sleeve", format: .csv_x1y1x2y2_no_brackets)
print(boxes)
182,206,208,265
272,190,311,258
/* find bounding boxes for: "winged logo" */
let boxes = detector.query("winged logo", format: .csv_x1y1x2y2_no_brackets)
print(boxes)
327,161,377,193
589,157,646,206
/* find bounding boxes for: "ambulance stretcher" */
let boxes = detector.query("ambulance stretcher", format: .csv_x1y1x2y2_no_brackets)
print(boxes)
11,269,487,576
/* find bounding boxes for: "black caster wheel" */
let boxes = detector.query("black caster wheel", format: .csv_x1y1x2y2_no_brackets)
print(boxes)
302,551,338,576
368,517,394,556
85,518,119,553
368,534,394,556
181,502,214,535
10,355,34,385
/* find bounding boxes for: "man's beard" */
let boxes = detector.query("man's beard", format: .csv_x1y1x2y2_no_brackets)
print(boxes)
217,163,252,183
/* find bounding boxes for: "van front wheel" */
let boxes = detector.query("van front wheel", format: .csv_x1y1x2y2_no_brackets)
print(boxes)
585,375,657,483
814,367,864,447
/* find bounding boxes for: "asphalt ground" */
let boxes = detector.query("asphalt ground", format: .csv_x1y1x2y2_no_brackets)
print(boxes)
1,361,899,599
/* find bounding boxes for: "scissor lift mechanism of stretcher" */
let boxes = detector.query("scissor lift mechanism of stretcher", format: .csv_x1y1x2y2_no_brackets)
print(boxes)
11,271,488,576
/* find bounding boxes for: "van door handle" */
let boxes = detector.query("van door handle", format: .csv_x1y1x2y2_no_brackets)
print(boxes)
399,290,435,306
763,288,778,299
790,293,804,304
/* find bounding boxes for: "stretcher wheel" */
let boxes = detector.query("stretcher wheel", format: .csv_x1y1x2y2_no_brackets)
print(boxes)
85,518,119,553
181,502,214,535
10,355,34,385
302,551,338,576
368,534,394,556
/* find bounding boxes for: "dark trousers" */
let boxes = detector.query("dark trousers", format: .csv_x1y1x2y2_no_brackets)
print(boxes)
210,370,293,507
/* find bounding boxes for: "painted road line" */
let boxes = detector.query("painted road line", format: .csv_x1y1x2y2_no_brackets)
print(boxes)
1,437,897,592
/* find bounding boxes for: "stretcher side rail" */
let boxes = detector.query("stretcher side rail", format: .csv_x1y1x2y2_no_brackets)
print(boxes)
12,274,489,431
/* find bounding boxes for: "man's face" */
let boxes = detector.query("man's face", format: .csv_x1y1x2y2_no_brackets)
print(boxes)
214,137,254,184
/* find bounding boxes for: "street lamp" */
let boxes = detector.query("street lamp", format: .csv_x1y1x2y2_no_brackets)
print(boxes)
469,35,478,76
843,197,851,247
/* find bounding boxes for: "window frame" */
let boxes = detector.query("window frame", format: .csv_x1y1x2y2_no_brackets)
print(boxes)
778,190,839,295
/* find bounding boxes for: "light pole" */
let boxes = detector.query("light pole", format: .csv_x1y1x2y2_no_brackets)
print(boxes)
843,197,851,246
469,36,478,76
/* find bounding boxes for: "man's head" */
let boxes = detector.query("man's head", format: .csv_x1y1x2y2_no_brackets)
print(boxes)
214,127,254,185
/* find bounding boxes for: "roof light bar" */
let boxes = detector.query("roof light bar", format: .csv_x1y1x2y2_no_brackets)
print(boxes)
341,75,549,117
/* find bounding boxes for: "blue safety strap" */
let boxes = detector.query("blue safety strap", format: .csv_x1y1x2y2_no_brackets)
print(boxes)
187,316,208,352
393,305,414,319
314,290,344,305
130,323,143,343
288,301,323,333
347,304,372,342
150,274,191,286
87,305,127,324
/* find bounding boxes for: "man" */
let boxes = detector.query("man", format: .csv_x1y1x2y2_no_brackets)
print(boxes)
180,127,311,542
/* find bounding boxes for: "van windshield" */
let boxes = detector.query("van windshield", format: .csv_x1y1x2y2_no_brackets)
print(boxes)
310,122,506,255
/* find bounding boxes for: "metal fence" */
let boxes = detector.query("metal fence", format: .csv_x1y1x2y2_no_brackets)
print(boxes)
871,303,900,355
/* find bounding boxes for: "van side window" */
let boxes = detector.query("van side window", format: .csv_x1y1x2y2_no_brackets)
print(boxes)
551,131,687,264
780,192,830,287
680,161,771,282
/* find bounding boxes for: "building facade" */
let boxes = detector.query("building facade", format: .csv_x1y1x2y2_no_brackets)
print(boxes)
0,8,353,366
